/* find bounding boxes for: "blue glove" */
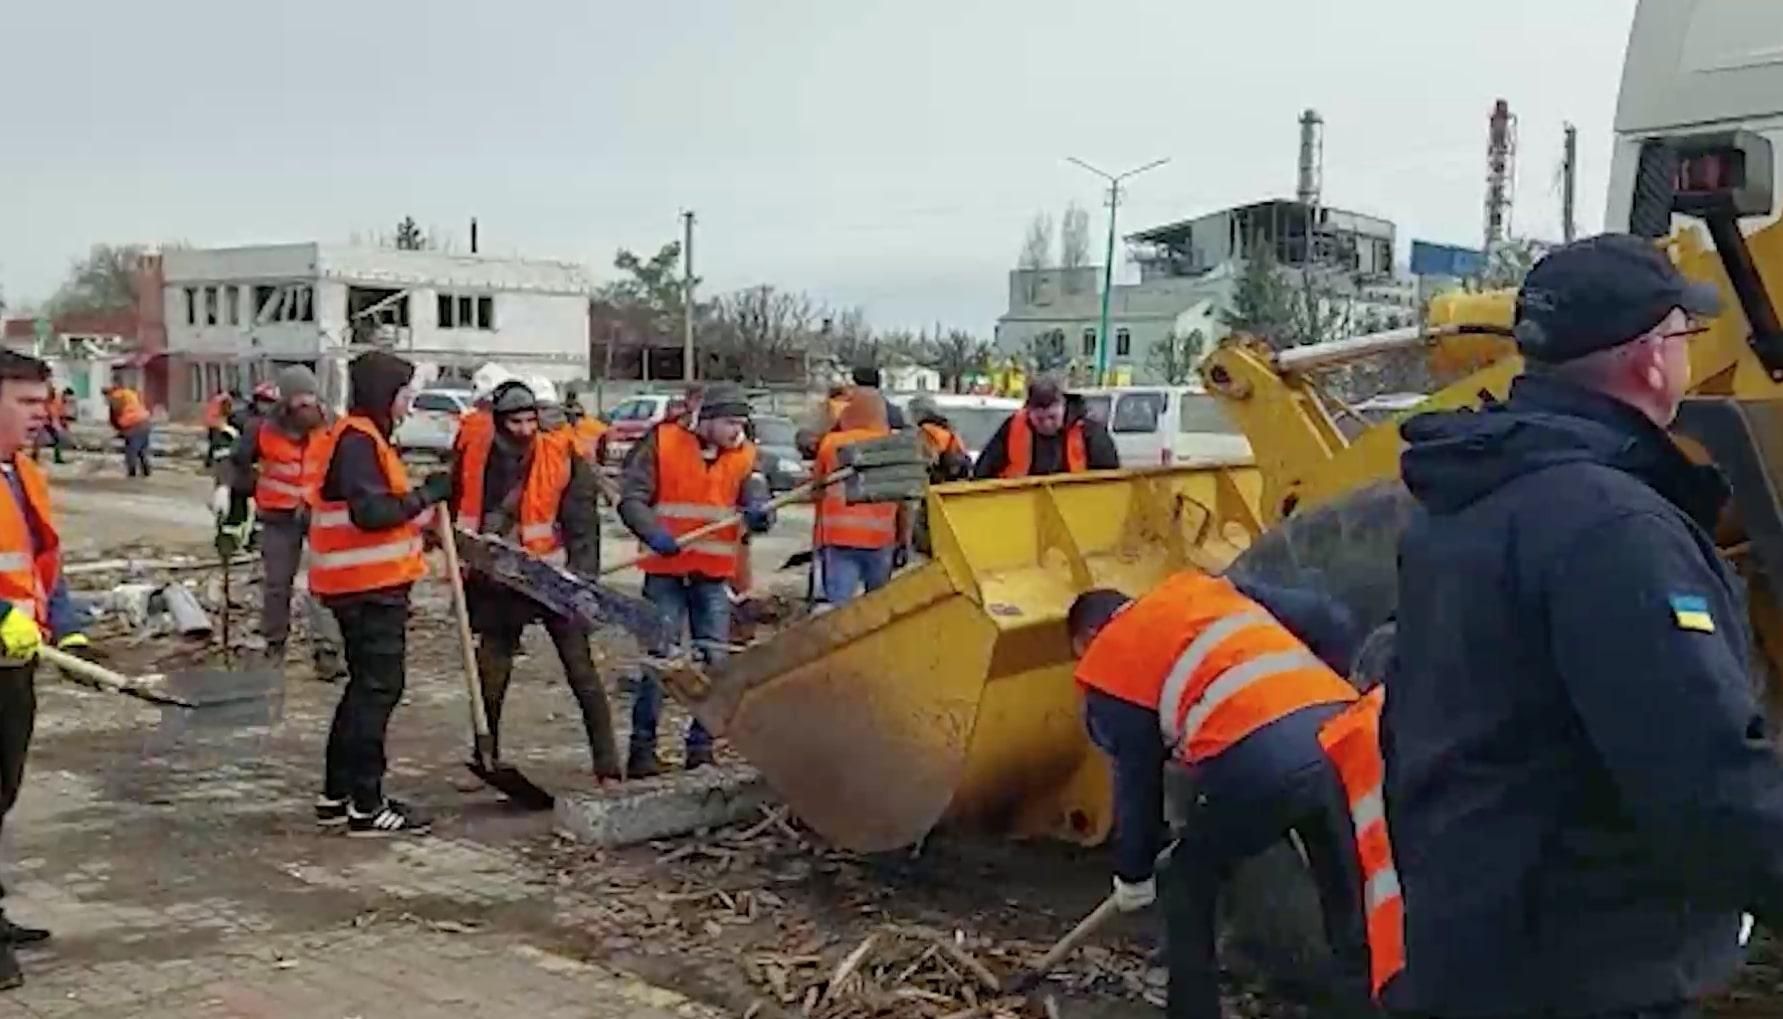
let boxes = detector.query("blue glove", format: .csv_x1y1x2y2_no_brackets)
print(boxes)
644,529,681,557
743,503,773,533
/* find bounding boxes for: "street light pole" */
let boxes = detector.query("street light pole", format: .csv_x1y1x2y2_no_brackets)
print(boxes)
1067,156,1169,382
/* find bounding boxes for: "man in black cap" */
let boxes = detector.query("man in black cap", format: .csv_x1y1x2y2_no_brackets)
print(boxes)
1384,234,1783,1018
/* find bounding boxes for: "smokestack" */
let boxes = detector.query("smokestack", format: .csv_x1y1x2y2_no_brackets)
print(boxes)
1296,109,1324,207
470,217,479,254
1484,99,1517,248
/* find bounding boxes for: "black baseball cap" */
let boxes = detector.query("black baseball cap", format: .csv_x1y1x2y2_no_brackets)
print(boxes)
1513,233,1721,364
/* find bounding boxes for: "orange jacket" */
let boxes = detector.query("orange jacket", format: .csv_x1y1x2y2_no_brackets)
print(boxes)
454,406,493,460
1074,571,1358,763
108,388,149,431
455,427,573,555
1318,687,1404,998
0,454,60,626
203,392,232,429
254,424,318,512
639,423,756,580
815,427,898,550
1000,411,1086,478
304,416,427,596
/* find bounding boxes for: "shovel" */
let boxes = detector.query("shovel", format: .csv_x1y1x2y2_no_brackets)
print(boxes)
40,644,284,733
434,510,555,811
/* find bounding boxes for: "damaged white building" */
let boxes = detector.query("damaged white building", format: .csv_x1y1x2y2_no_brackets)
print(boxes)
162,244,592,418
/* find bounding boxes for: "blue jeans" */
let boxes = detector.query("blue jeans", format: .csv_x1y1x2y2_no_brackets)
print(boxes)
122,424,152,477
820,546,893,605
631,574,729,753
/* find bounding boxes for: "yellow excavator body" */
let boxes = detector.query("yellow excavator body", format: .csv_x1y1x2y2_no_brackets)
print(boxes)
684,464,1262,851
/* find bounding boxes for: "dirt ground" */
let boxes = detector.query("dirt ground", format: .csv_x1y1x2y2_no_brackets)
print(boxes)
0,449,1328,1018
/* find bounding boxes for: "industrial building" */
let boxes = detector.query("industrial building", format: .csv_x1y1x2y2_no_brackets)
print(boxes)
162,244,592,418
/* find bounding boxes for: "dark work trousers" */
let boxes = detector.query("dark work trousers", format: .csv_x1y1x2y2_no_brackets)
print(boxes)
0,664,35,904
258,513,343,671
324,599,408,810
1162,737,1373,1019
474,614,620,776
121,424,152,477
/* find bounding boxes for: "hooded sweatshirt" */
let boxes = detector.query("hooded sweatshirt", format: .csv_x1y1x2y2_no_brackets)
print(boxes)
317,353,429,605
1385,373,1783,1016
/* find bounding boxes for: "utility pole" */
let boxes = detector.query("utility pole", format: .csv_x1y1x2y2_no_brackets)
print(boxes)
1067,156,1170,382
1562,123,1579,243
681,210,696,382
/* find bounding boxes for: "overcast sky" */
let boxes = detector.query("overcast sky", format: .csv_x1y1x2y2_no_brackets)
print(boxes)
2,0,1638,332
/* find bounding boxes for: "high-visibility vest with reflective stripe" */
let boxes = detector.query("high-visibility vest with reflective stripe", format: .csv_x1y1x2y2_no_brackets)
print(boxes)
1000,411,1087,478
454,406,493,459
1074,571,1358,763
454,427,572,555
815,428,898,550
109,389,149,431
304,416,427,596
254,423,316,512
640,423,756,580
1318,687,1404,998
0,457,60,627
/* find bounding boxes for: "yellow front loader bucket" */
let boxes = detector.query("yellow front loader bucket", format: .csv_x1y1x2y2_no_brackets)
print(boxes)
685,465,1263,852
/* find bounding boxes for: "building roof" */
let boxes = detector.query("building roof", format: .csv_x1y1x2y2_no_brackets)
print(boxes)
1127,198,1394,245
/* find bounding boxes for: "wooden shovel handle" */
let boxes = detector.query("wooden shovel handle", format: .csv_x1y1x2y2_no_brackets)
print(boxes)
435,511,492,741
1030,894,1122,975
599,472,845,577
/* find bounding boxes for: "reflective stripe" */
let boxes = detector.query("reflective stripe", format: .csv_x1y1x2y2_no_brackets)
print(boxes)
1351,788,1384,833
264,462,302,478
1172,650,1322,751
312,509,352,528
311,537,423,569
258,478,305,498
520,522,558,543
0,553,30,572
1158,611,1270,743
656,502,732,521
1366,867,1401,911
682,540,737,557
820,510,897,532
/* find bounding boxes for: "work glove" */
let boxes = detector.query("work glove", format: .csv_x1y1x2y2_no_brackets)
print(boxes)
742,502,773,534
1111,875,1156,913
419,472,454,507
0,603,42,662
643,529,682,557
55,633,93,660
209,485,231,517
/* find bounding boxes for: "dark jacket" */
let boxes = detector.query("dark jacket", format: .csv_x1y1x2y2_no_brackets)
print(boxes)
971,400,1120,479
1088,578,1360,883
1386,374,1783,1016
318,352,427,608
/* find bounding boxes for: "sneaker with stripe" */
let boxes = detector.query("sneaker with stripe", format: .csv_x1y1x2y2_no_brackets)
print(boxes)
315,796,348,827
346,799,432,838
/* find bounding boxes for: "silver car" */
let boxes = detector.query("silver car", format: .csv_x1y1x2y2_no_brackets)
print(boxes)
394,387,473,456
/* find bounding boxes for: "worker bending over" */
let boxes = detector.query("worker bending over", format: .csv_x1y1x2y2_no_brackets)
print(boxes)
214,366,344,682
618,381,772,775
1388,235,1783,1018
814,394,899,603
1068,571,1374,1018
307,351,451,837
907,394,971,484
0,352,86,990
450,380,621,782
973,378,1118,479
101,383,152,478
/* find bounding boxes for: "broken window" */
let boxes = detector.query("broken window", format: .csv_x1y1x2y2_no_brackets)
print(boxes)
185,287,198,326
476,296,494,330
204,286,219,326
347,286,410,331
254,285,276,323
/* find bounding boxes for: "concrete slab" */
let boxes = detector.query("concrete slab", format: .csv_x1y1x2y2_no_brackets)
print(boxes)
554,763,774,846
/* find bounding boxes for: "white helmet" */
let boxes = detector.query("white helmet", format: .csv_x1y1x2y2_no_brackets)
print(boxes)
525,374,559,405
471,362,515,402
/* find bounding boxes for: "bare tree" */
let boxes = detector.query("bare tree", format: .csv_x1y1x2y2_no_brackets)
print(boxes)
1147,328,1207,385
1060,202,1092,269
48,244,145,315
394,216,428,251
1024,329,1070,374
1018,212,1055,270
924,329,993,393
708,285,816,384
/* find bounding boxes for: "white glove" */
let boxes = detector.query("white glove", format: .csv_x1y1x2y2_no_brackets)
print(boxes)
1112,875,1156,913
210,486,230,517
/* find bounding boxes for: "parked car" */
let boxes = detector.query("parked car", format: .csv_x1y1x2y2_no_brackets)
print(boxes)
600,393,676,466
750,414,811,493
393,387,473,456
1075,385,1252,467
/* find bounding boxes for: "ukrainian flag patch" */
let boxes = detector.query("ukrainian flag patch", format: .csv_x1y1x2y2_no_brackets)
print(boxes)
1670,594,1716,633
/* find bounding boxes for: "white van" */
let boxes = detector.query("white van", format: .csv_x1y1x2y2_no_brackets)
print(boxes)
1075,386,1252,468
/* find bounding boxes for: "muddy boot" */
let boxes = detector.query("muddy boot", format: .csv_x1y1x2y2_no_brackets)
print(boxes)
0,941,21,991
684,744,716,770
474,633,516,760
311,646,347,684
548,620,622,780
626,746,664,779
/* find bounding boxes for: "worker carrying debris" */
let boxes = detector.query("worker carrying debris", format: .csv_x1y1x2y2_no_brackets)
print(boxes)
213,366,345,682
618,380,773,776
101,383,152,478
1067,571,1373,1019
906,394,971,484
30,387,70,466
814,393,900,603
1386,234,1783,1018
306,351,453,837
447,379,621,782
972,377,1118,478
0,351,88,991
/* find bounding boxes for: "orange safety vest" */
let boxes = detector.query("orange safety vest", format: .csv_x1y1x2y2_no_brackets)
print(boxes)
203,393,231,428
455,426,573,555
640,423,756,580
109,388,149,431
304,416,428,596
0,456,60,626
999,411,1087,478
1074,571,1358,763
254,424,316,512
571,417,607,462
1318,687,1404,998
919,421,964,461
815,428,899,550
454,406,493,459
